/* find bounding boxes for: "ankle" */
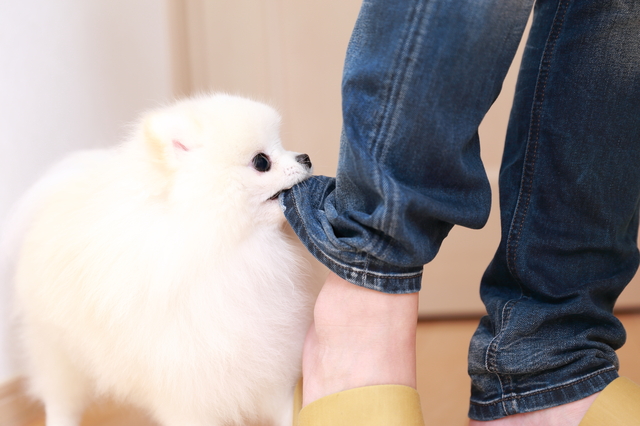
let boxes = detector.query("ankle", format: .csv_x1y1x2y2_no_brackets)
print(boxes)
312,273,419,356
313,273,419,330
302,273,419,406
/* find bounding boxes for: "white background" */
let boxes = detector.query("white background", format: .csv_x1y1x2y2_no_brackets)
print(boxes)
0,0,175,384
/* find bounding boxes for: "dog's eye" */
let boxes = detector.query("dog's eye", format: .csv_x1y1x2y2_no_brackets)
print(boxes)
252,153,271,172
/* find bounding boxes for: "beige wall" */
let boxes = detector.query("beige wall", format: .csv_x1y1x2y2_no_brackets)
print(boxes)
173,0,640,317
172,0,358,177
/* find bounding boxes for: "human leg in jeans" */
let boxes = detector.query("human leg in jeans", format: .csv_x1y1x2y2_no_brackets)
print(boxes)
283,0,531,418
469,0,640,423
281,0,640,423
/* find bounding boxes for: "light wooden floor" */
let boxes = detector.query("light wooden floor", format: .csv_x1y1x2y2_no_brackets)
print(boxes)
3,313,640,426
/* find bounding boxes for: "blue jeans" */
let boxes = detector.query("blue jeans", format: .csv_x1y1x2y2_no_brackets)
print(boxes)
281,0,640,420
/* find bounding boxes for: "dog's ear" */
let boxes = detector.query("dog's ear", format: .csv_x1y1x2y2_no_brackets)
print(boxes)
142,111,193,170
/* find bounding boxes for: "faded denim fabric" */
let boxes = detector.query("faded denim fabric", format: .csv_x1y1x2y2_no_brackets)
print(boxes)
282,0,533,292
468,0,640,419
280,0,640,420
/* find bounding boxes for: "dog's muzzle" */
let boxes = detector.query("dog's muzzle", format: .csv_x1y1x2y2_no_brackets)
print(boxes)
267,154,312,201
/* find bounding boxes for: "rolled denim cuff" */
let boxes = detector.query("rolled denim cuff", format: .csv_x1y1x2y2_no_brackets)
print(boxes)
280,176,422,294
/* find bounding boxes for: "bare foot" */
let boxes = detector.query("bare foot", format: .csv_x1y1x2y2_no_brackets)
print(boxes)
302,272,419,407
468,392,600,426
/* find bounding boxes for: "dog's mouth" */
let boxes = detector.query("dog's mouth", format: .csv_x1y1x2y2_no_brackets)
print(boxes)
266,173,312,202
267,190,284,201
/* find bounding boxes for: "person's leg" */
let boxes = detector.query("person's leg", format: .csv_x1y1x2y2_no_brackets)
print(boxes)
281,0,533,415
469,0,640,423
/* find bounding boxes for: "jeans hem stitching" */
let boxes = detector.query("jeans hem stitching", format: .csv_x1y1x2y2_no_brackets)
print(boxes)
286,188,422,282
469,366,617,407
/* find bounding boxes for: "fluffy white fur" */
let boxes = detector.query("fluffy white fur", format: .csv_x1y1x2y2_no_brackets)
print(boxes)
9,94,315,426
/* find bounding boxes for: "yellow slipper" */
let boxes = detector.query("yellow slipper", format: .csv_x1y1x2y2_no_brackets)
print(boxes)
295,384,424,426
579,377,640,425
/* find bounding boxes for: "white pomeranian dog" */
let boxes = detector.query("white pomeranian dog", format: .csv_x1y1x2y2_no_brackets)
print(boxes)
6,94,316,426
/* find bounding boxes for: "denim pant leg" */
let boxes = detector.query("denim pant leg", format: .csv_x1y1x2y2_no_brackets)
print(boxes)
281,0,532,293
468,0,640,420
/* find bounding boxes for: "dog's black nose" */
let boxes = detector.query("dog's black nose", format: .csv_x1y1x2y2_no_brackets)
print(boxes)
296,154,312,170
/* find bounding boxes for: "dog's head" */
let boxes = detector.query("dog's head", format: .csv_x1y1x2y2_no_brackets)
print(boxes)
138,94,312,228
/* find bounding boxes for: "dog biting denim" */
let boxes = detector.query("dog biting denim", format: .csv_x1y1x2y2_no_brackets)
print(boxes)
281,0,640,420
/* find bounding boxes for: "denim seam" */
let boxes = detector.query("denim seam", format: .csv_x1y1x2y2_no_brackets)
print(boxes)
505,0,571,287
469,366,617,407
287,188,422,280
483,298,518,413
487,3,571,414
484,300,517,373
